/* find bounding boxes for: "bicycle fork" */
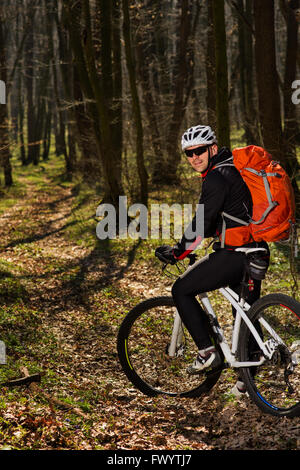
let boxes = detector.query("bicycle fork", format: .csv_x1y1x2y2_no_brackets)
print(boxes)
168,312,184,357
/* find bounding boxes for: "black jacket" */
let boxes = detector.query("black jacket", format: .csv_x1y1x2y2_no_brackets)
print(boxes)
174,147,253,259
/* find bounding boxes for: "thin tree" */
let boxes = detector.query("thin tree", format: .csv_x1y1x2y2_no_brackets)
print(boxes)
211,0,231,147
253,0,284,164
280,0,300,187
63,0,124,207
235,0,258,144
0,6,13,186
133,1,200,184
206,0,217,130
122,0,148,205
164,0,197,182
24,9,35,164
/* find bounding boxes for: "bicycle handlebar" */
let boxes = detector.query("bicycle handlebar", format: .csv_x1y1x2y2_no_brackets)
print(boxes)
155,249,197,268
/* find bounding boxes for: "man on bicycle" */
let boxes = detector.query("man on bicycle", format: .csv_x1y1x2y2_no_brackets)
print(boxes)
156,125,269,395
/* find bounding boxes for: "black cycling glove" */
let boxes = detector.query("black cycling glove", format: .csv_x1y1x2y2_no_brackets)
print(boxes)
155,245,177,265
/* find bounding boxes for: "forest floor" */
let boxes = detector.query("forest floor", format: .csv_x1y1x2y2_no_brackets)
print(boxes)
0,158,299,452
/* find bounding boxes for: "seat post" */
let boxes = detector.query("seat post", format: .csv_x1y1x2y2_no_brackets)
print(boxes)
239,268,250,304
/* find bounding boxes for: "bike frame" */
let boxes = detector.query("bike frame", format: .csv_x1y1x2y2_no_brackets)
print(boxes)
168,286,284,368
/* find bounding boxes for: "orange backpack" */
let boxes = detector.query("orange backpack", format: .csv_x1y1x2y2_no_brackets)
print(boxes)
216,145,296,247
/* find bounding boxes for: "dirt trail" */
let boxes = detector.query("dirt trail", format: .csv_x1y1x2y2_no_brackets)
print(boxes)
0,176,299,451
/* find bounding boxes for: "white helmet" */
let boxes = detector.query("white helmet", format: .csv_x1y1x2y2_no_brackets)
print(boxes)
181,125,217,151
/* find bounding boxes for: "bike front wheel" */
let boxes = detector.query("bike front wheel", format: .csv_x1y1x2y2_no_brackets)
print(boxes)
239,293,300,418
117,296,223,397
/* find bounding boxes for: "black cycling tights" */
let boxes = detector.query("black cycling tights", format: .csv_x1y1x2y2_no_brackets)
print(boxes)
171,249,262,350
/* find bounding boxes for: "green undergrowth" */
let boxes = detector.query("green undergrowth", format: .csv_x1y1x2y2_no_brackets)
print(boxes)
65,179,299,299
0,141,298,449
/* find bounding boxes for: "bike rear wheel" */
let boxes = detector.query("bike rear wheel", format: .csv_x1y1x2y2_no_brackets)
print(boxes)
117,296,223,397
239,293,300,417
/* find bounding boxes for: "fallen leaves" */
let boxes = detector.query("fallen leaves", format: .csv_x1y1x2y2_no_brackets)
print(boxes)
0,170,299,451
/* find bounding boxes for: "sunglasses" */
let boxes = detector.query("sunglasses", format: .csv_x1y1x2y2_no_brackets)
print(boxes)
184,145,209,158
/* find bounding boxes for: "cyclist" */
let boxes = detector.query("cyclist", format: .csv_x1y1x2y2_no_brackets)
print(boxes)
156,125,269,395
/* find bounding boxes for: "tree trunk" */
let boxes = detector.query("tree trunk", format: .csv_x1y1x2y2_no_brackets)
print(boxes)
82,0,124,205
54,0,96,175
134,3,165,184
0,9,13,186
253,0,284,164
63,0,124,206
42,102,52,161
24,20,35,164
133,1,199,185
17,66,26,165
122,0,148,205
47,1,73,175
236,0,258,144
281,0,300,186
212,0,231,148
62,0,104,172
32,45,51,166
164,0,194,182
72,65,100,178
206,0,217,130
111,0,123,173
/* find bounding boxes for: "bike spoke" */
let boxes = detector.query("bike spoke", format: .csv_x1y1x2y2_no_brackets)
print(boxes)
127,304,200,394
241,296,300,416
118,297,222,397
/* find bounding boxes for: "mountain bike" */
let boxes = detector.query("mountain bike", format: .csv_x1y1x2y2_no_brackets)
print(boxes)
117,247,300,418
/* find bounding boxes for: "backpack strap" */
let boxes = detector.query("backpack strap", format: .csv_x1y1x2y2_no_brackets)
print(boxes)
250,202,278,225
213,156,235,169
244,168,278,224
214,159,250,247
216,162,279,234
220,212,249,248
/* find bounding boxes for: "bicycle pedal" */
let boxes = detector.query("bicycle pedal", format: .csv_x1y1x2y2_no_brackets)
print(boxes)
0,341,6,365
